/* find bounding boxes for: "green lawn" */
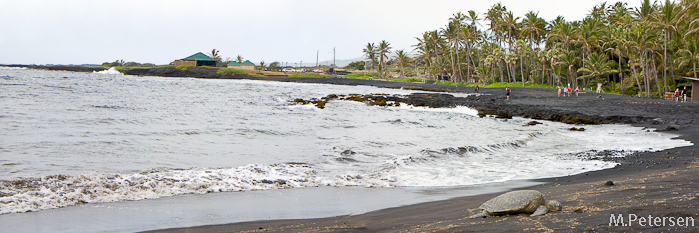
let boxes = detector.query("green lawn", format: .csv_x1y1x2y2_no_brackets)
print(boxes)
436,81,557,89
217,68,248,75
288,73,327,78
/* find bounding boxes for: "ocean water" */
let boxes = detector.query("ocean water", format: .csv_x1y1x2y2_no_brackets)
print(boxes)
0,68,692,232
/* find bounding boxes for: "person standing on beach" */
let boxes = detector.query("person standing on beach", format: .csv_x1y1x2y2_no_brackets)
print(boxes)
567,86,572,97
563,86,567,97
475,85,479,94
675,88,680,102
575,87,579,97
557,86,561,97
506,87,511,100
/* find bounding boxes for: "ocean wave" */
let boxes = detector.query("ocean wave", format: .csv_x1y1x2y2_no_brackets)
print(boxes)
93,67,122,75
0,163,335,215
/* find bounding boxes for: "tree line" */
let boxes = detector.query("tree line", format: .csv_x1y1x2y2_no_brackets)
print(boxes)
362,0,698,97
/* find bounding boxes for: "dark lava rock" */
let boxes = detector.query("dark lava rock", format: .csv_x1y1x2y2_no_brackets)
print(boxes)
651,118,665,125
604,181,615,186
525,121,543,126
666,124,681,131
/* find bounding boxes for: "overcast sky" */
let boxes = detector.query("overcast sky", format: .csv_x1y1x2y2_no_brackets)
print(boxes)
0,0,640,66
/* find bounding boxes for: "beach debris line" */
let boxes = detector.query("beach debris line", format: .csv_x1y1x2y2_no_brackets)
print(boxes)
469,190,562,218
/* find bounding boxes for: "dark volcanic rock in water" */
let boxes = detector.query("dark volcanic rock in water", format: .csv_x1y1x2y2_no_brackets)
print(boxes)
525,121,543,126
292,93,468,109
666,124,681,131
16,65,108,73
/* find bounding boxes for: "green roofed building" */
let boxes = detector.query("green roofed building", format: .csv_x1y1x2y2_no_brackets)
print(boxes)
240,60,255,70
174,52,217,67
226,61,241,69
227,60,255,70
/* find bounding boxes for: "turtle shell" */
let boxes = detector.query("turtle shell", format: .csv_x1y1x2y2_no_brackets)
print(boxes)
479,190,545,214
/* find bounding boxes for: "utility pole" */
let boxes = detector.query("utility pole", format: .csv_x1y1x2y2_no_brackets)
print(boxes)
333,47,336,76
316,50,319,68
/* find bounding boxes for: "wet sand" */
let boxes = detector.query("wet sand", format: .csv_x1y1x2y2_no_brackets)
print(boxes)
142,79,698,232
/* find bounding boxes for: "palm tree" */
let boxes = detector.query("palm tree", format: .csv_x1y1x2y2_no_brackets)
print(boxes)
628,24,657,97
393,50,412,78
466,10,482,67
656,0,679,92
546,47,562,86
578,17,604,87
606,3,632,95
538,49,549,85
474,63,491,85
460,26,475,82
258,61,265,71
501,11,520,82
679,0,699,38
558,49,580,87
442,22,460,82
427,31,445,80
236,55,244,64
377,40,392,79
632,0,660,96
677,37,699,80
208,49,222,66
359,0,699,96
450,12,467,82
521,11,547,82
485,3,506,82
486,3,505,48
578,52,619,88
514,39,527,86
548,19,578,52
363,42,377,71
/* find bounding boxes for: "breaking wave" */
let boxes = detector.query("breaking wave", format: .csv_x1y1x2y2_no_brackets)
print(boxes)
93,67,122,75
0,163,328,214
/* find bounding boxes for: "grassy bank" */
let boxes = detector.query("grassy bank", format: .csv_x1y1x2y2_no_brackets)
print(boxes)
288,73,326,78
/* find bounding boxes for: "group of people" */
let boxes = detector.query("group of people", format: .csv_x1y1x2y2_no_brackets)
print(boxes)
557,85,579,97
674,86,688,102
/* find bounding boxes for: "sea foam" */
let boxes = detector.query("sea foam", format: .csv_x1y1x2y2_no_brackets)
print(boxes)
93,67,122,75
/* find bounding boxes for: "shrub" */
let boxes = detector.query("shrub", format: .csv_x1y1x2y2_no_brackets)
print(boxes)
216,68,248,75
176,65,194,71
392,77,428,83
289,73,326,78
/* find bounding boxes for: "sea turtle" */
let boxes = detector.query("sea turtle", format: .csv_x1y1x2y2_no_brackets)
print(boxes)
469,190,561,218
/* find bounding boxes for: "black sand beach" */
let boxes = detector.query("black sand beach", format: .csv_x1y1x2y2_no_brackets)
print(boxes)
6,66,698,232
143,84,698,232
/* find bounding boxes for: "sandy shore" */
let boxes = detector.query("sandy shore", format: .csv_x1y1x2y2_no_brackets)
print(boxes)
136,78,698,232
6,66,697,232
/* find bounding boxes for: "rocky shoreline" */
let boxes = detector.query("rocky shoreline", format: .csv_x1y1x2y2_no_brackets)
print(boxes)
137,68,697,232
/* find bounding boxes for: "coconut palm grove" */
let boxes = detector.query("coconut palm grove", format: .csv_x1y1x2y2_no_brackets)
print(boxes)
359,0,699,97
